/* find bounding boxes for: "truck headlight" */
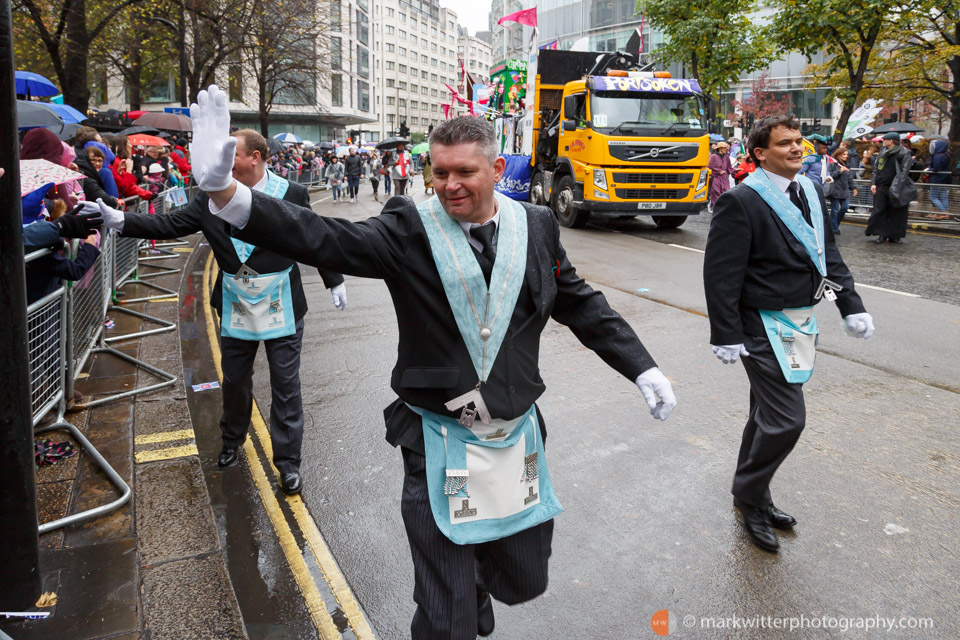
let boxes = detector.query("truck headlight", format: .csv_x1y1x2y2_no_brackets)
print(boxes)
593,169,607,192
696,169,708,191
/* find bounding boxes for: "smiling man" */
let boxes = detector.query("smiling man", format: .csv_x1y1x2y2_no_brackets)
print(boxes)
190,85,677,639
703,115,874,553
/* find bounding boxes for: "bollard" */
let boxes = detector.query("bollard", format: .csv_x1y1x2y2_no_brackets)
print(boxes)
0,0,43,610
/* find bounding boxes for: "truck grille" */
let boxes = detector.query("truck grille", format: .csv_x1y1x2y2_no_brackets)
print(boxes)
615,188,688,200
612,172,693,185
608,141,700,163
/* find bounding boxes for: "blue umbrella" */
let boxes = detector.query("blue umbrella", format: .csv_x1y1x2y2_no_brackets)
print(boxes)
47,102,87,124
15,71,59,98
274,132,303,144
709,133,727,143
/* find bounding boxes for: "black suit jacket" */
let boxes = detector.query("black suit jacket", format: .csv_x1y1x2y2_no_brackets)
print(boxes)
233,193,658,451
121,179,343,319
703,179,866,345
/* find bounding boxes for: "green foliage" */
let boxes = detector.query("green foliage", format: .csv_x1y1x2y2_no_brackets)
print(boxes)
636,0,774,101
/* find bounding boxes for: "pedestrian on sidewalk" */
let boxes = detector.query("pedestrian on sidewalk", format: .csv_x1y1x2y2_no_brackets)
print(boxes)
344,147,363,202
84,124,348,496
389,144,411,196
867,132,918,244
422,151,433,194
327,156,345,203
190,87,677,639
368,152,382,202
382,151,394,196
827,147,857,233
926,140,951,212
703,114,873,554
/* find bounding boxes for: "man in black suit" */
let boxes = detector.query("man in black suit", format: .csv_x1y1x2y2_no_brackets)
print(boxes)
703,115,875,553
84,127,346,496
192,85,677,639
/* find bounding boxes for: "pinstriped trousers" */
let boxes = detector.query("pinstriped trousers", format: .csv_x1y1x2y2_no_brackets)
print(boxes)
401,447,554,639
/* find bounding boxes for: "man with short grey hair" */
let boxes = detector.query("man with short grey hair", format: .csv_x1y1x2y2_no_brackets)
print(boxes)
189,85,677,639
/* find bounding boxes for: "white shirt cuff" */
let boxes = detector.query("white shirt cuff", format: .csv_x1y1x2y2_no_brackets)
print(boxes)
207,181,252,229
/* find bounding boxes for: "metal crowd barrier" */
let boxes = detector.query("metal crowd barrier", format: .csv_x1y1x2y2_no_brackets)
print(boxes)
850,178,959,218
26,246,132,534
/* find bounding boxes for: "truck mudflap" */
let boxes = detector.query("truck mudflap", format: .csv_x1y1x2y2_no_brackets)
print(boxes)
574,200,705,215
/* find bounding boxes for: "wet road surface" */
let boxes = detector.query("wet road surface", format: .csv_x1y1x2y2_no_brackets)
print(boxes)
228,181,959,638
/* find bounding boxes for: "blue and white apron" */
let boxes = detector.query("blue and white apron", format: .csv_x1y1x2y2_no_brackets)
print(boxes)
220,172,297,341
412,192,563,545
743,169,829,384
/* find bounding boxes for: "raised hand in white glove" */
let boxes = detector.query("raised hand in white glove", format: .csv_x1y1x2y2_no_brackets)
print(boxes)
712,343,750,365
635,367,677,421
189,84,237,193
80,199,125,232
843,312,874,339
330,283,347,311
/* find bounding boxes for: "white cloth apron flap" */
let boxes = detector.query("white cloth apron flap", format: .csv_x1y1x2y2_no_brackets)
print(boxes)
416,192,527,382
410,403,563,546
743,169,826,277
220,265,295,341
758,306,818,384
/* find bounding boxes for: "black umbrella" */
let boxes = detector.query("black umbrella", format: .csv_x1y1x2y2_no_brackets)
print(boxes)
317,141,335,151
120,125,160,136
869,122,924,135
266,136,284,157
16,100,64,129
376,136,410,150
46,122,81,141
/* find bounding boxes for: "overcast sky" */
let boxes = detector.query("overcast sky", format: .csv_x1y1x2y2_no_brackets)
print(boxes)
450,2,491,35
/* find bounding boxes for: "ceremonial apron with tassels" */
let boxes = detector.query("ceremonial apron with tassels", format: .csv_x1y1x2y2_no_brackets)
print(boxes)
408,192,563,545
742,169,840,384
220,172,297,341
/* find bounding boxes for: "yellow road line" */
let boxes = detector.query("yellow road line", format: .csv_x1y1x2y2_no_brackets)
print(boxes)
135,429,196,445
148,296,180,303
172,247,194,253
204,254,375,640
135,444,199,463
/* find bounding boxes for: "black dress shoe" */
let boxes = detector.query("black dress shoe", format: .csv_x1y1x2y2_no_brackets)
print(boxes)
768,504,797,529
890,238,903,244
218,447,239,468
477,588,495,637
281,471,302,495
873,236,886,244
734,499,779,552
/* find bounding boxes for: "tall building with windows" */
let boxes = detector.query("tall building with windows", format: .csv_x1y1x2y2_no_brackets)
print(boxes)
372,0,462,139
490,0,526,62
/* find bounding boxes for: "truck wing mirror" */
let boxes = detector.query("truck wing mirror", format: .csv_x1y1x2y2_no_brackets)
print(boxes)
563,119,578,131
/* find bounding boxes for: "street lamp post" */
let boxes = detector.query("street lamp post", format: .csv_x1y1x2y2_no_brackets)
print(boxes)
152,12,188,107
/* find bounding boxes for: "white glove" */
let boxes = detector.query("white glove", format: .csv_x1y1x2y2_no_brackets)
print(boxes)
713,344,750,365
189,84,237,193
843,312,874,339
635,367,677,421
81,199,125,232
330,283,347,311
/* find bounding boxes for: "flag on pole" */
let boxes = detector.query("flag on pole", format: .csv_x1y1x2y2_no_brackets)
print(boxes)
497,7,537,28
639,14,645,53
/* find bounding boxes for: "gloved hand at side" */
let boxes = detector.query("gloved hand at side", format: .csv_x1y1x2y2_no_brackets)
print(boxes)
843,313,874,339
330,283,347,310
635,367,677,421
712,344,750,365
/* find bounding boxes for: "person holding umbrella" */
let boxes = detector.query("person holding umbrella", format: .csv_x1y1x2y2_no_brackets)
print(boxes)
389,143,412,196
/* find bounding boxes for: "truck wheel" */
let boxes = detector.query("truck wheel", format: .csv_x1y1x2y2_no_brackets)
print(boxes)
653,215,687,230
530,172,547,206
554,175,589,228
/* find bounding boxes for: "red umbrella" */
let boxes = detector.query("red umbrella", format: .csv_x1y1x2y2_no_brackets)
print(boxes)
126,110,149,120
135,111,192,132
127,133,171,147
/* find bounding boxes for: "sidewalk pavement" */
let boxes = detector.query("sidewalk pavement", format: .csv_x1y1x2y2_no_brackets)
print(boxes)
1,234,247,640
844,207,960,235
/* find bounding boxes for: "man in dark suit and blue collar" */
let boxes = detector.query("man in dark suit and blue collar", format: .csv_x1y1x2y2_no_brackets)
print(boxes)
703,114,875,553
190,84,677,639
83,125,346,496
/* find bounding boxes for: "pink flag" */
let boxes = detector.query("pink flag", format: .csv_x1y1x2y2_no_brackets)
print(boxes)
442,104,451,119
497,7,537,28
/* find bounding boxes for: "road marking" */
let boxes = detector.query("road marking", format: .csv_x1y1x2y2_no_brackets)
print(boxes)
172,247,194,253
311,196,332,205
135,428,195,445
842,220,960,239
135,444,199,463
667,243,704,253
148,296,180,303
203,254,375,640
857,283,921,298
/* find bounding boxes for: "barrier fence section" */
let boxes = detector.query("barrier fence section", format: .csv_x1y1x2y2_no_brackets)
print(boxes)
850,179,960,218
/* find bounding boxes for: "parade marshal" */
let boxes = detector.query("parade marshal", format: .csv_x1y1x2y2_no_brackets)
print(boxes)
189,85,677,639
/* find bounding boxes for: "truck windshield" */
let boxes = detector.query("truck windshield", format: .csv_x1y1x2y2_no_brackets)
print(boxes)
590,91,706,137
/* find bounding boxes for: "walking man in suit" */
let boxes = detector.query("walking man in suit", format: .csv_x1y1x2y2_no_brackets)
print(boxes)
189,85,677,638
84,127,346,495
703,115,875,552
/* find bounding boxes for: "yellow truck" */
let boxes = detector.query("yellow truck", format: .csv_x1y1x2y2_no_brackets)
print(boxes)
527,50,711,229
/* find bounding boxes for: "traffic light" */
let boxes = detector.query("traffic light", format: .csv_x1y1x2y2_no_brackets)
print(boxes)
428,124,434,135
904,108,915,123
399,121,410,138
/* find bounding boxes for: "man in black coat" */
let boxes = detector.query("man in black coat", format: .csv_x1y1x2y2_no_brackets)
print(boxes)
191,85,677,639
343,147,363,202
85,128,346,495
703,115,875,553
